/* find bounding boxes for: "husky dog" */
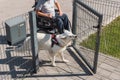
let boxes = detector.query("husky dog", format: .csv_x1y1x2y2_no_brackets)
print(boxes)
16,30,77,66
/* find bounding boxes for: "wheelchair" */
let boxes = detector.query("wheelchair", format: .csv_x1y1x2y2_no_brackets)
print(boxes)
36,15,72,34
33,1,71,34
36,15,58,34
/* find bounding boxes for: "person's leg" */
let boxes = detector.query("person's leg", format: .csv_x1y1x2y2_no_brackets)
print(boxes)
56,18,64,34
61,14,70,31
56,14,70,31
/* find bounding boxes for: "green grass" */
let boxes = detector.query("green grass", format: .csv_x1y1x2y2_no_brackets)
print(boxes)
80,16,120,59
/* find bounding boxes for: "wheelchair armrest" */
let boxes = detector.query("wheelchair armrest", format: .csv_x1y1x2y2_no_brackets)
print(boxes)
55,9,59,12
36,15,53,21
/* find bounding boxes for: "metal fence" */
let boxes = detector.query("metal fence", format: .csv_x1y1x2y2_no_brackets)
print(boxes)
72,0,103,73
72,0,120,73
80,0,120,59
0,12,35,80
80,0,120,58
80,0,120,26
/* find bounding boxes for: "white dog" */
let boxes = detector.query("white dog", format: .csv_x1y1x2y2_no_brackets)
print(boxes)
16,30,77,66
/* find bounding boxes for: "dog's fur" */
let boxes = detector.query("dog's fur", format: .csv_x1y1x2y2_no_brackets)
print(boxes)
15,30,77,66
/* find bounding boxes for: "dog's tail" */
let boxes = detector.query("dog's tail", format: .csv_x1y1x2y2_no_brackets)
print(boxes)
15,36,31,53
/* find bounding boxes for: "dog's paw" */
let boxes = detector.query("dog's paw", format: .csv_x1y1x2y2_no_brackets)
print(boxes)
51,63,56,67
63,59,69,63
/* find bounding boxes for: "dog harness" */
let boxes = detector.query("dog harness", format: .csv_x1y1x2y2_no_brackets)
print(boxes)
51,34,61,47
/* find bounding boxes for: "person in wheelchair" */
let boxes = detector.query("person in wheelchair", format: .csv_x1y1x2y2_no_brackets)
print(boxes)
35,0,71,34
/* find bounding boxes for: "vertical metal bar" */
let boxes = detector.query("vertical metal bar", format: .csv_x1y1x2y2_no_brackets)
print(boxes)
72,0,77,45
93,14,103,73
29,11,39,73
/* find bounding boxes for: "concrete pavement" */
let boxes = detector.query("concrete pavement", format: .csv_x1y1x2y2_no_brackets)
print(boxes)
0,0,120,80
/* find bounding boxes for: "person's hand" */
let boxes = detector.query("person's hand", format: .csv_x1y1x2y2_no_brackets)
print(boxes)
59,11,63,16
47,13,53,18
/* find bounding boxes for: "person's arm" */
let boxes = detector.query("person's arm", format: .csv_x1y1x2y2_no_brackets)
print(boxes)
35,0,52,18
54,0,63,16
36,10,53,18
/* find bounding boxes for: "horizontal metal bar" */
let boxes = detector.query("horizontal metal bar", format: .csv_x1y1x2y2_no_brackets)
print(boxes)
76,0,102,18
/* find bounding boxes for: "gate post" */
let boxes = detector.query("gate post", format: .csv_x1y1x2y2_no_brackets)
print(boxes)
93,15,103,73
72,0,77,45
29,11,39,73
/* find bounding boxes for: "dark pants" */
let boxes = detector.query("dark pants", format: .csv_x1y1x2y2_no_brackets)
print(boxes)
55,14,70,34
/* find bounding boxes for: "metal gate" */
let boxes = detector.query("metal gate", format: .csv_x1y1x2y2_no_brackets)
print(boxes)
72,0,103,73
0,11,39,80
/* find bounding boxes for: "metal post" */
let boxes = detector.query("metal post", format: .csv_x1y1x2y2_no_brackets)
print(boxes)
93,15,103,73
29,11,39,73
72,0,77,45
